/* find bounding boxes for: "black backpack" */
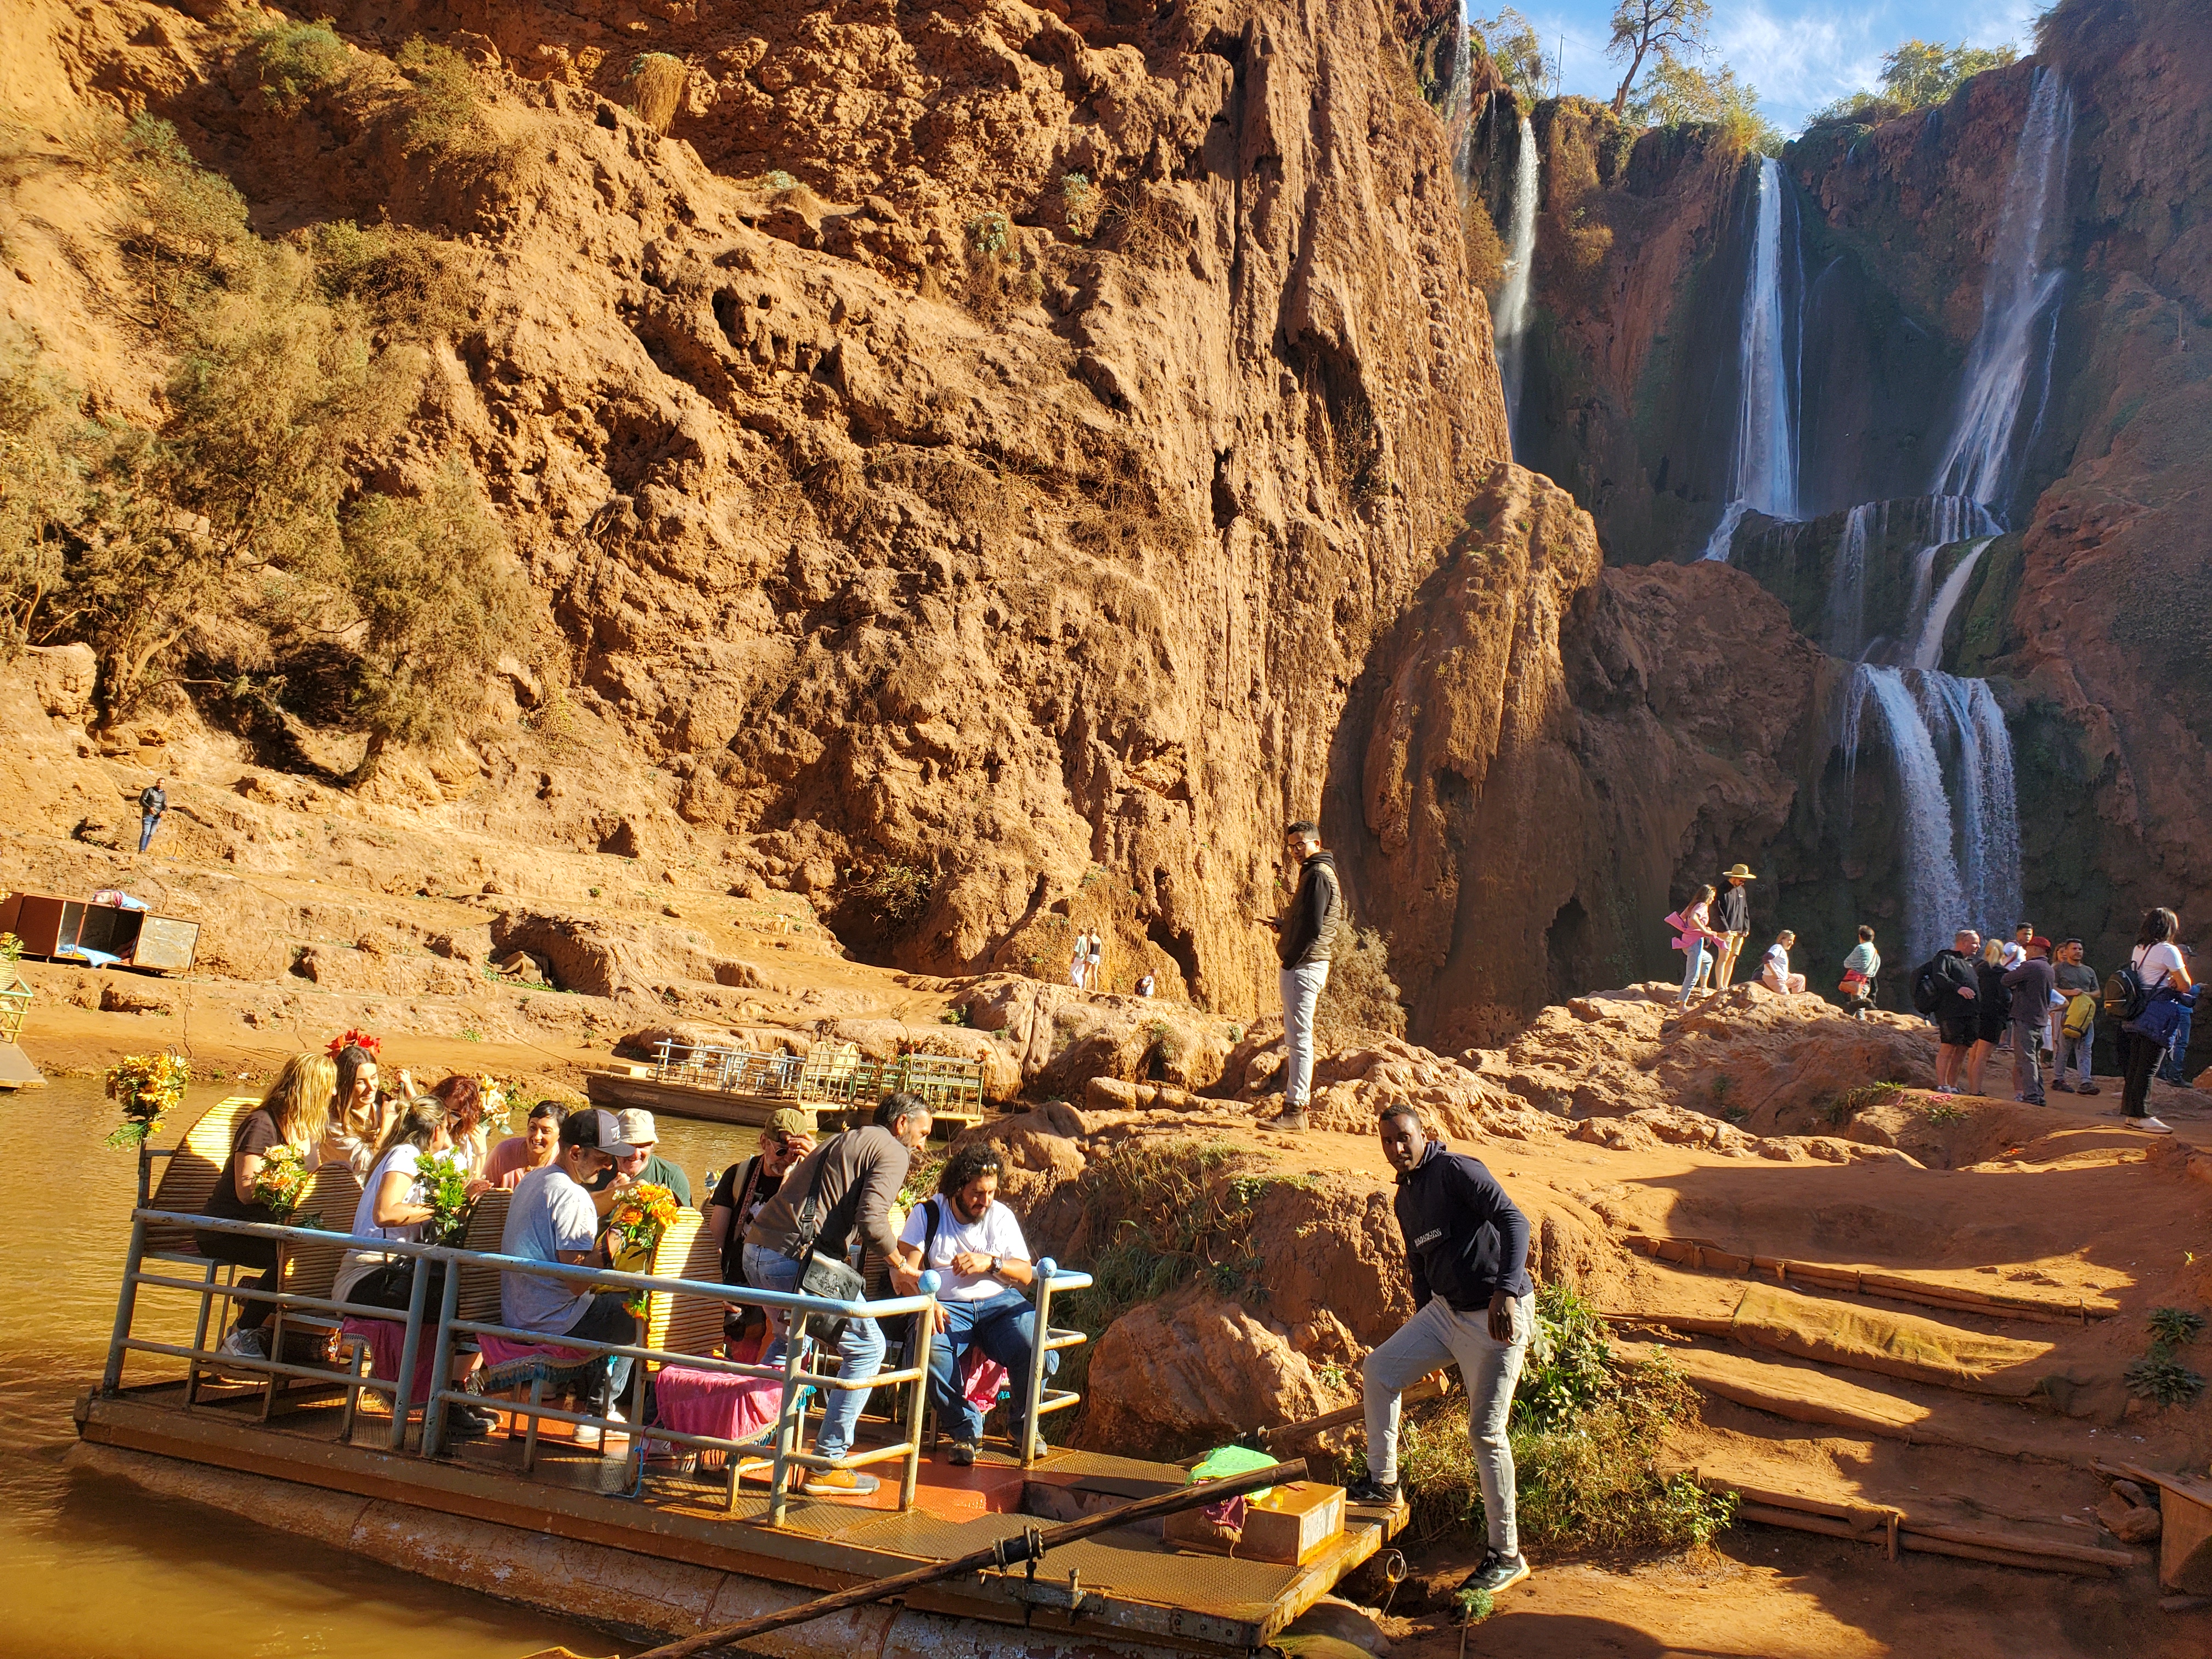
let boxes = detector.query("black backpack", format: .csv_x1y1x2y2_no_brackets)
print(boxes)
2103,964,2149,1024
1911,957,1943,1015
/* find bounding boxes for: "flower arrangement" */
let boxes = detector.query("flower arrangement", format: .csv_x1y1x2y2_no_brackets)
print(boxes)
607,1181,680,1313
327,1028,381,1057
105,1053,191,1148
477,1074,519,1133
251,1144,313,1222
415,1150,477,1245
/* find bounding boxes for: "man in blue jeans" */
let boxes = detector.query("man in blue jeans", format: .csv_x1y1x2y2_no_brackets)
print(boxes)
138,777,167,853
894,1140,1056,1465
1351,1103,1535,1598
742,1093,932,1494
1262,820,1343,1132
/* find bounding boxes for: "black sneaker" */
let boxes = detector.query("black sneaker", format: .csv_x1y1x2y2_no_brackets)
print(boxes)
1460,1550,1531,1595
946,1440,977,1467
1345,1476,1400,1506
444,1406,496,1440
1265,1108,1309,1132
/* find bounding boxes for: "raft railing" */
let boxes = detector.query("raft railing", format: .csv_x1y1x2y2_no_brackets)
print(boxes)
99,1205,1086,1519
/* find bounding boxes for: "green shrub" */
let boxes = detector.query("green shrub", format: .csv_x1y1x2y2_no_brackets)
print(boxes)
2148,1307,2208,1347
2125,1342,2207,1408
1314,927,1407,1043
247,19,351,111
395,37,492,155
304,221,472,340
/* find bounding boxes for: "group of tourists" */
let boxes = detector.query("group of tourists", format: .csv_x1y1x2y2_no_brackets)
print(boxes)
1666,867,1835,1011
193,1040,1061,1486
1915,907,2197,1131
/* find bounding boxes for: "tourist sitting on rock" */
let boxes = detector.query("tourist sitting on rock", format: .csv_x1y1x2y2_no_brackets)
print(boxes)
326,1043,387,1179
201,1052,337,1362
742,1092,933,1496
1918,929,1980,1094
891,1141,1055,1466
610,1109,691,1207
1841,926,1880,1019
2052,939,2101,1094
707,1108,814,1344
485,1100,564,1189
500,1108,644,1435
1966,938,2013,1097
1352,1103,1533,1599
1759,930,1805,995
2003,937,2056,1105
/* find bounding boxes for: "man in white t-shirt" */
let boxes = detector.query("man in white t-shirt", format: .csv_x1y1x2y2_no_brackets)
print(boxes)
500,1107,641,1425
893,1140,1056,1466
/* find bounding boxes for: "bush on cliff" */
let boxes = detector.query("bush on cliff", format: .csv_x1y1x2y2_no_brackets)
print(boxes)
1375,1282,1736,1550
1316,927,1409,1044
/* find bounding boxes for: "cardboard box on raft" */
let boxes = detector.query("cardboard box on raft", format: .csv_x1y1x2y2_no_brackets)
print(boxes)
1163,1481,1346,1565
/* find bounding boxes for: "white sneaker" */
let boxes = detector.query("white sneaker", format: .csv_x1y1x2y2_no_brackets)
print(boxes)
217,1327,268,1361
2136,1116,2175,1135
575,1403,626,1449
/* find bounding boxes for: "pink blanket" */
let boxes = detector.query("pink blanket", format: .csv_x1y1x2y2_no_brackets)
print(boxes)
340,1317,439,1404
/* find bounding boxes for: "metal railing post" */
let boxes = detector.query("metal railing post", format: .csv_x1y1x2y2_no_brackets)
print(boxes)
388,1256,430,1451
768,1319,810,1527
420,1254,462,1459
1020,1261,1056,1466
901,1275,939,1513
101,1211,149,1396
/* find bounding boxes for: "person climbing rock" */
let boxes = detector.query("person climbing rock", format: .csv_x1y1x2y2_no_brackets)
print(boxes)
2002,936,2056,1104
1352,1104,1534,1599
1712,865,1755,989
1261,820,1341,1132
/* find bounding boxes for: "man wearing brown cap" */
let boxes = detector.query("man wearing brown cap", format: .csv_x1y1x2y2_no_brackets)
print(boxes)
2002,937,2056,1105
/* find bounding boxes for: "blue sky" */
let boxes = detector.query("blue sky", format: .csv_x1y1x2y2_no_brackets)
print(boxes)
1498,0,2041,132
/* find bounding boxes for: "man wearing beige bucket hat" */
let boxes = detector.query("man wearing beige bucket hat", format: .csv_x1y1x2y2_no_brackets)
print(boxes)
612,1108,694,1206
1712,864,1757,990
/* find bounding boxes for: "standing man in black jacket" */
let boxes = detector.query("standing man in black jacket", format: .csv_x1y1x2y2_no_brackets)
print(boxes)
1926,929,1981,1095
1262,820,1343,1132
1350,1104,1536,1597
1711,864,1755,989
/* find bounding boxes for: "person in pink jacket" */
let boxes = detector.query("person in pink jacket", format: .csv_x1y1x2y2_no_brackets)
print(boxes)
1671,885,1726,1009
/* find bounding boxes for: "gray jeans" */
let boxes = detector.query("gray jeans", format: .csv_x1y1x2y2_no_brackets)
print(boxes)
2012,1019,2045,1102
1279,960,1330,1108
2054,1026,2093,1088
1363,1290,1534,1556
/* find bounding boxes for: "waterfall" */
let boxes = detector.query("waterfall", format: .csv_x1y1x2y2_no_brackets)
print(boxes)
1825,502,1881,659
1844,664,1967,966
1493,111,1541,434
1701,156,1798,561
1916,673,2024,933
1931,70,2075,510
1912,535,1997,668
1901,496,2001,637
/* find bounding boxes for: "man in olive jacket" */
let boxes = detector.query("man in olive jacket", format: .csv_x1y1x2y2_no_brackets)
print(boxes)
1263,820,1342,1131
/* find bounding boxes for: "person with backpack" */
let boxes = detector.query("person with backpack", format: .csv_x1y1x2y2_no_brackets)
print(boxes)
1669,885,1726,1011
1913,929,1981,1093
2052,940,2100,1094
892,1139,1054,1467
2116,907,2194,1133
1262,820,1344,1132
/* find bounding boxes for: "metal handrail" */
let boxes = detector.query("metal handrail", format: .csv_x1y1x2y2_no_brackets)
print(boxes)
103,1204,947,1517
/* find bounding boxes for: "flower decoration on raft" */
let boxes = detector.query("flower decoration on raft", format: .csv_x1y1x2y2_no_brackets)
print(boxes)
327,1028,381,1057
607,1182,680,1314
477,1074,520,1131
105,1053,192,1148
251,1145,313,1222
415,1151,478,1246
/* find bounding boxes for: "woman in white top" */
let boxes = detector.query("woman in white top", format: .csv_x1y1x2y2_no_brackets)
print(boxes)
2121,907,2194,1133
335,1099,452,1308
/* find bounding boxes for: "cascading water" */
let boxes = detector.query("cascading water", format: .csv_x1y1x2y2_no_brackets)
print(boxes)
1701,156,1798,560
1830,77,2072,959
1824,503,1880,659
1493,111,1541,434
1931,69,2075,511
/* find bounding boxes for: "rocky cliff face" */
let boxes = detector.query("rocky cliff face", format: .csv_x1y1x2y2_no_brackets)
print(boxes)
4,0,1529,1019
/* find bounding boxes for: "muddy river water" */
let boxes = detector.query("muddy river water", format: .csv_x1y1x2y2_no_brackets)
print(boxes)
1,1077,769,1658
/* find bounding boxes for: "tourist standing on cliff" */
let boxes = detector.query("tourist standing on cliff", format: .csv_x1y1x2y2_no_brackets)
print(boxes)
137,777,167,854
2052,939,2100,1094
1841,926,1880,1018
1711,866,1755,989
1262,821,1342,1132
1669,885,1725,1011
1353,1104,1534,1598
2119,907,2192,1134
1920,929,1980,1093
2003,937,2056,1105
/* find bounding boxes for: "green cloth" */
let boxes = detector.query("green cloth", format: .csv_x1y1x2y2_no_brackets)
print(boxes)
1191,1442,1279,1500
639,1152,691,1207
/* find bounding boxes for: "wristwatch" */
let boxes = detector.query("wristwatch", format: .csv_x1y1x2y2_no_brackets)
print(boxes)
990,1255,1003,1276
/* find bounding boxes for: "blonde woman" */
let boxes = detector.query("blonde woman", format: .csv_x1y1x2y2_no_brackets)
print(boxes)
200,1052,338,1361
1965,938,2012,1097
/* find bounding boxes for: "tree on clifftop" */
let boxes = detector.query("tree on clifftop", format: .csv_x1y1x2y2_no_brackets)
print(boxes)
1605,0,1712,116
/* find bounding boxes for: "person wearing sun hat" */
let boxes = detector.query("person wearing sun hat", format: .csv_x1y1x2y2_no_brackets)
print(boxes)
1712,864,1757,990
612,1108,693,1207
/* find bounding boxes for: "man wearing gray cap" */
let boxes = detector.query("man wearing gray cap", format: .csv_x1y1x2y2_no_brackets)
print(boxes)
501,1107,642,1434
613,1108,693,1207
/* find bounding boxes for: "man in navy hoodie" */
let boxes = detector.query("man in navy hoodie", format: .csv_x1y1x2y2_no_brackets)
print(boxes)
1349,1104,1535,1596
